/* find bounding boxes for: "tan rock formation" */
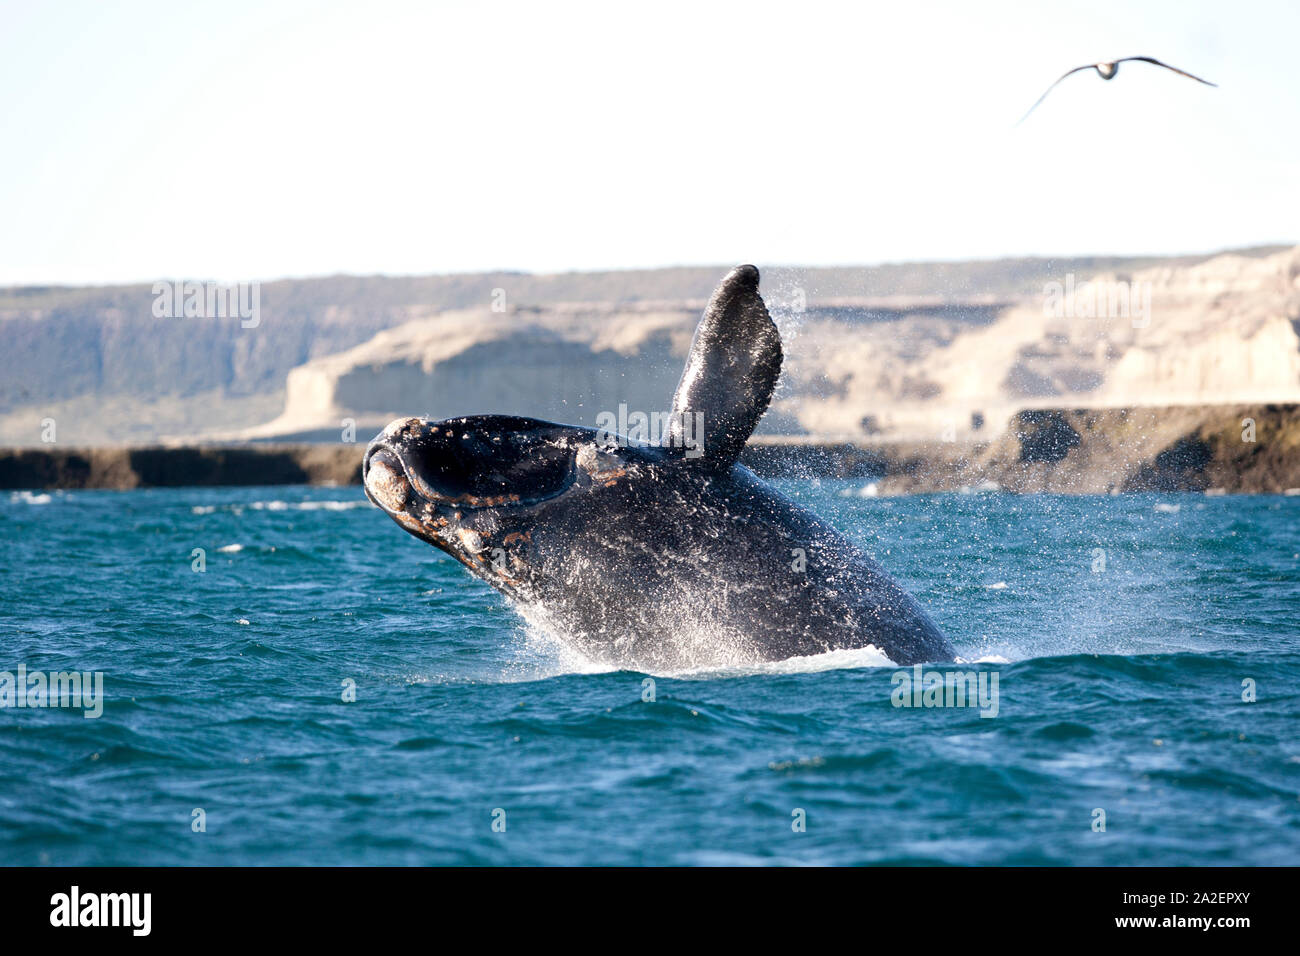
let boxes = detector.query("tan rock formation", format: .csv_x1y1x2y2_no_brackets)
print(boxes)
237,247,1300,444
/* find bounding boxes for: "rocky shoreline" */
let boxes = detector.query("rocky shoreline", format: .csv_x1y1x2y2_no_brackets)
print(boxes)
3,404,1298,495
746,403,1300,494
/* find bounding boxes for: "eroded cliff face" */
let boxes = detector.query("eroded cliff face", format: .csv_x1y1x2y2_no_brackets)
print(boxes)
238,306,703,440
3,247,1294,446
1097,251,1300,406
783,247,1300,442
241,247,1300,444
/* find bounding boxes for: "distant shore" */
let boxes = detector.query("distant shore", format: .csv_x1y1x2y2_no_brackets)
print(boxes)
3,404,1298,495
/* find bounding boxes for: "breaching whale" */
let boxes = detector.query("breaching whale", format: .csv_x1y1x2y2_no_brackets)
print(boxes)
363,265,953,669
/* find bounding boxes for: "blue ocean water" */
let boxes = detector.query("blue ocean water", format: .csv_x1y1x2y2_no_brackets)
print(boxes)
1,482,1297,866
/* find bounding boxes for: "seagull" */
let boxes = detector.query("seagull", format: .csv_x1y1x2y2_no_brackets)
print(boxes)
1018,56,1217,124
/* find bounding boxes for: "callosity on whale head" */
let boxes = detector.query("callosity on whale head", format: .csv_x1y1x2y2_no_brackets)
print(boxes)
364,265,954,670
364,413,648,594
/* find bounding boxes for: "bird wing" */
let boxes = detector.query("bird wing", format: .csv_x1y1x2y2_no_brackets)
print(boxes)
1016,65,1094,125
1117,56,1218,87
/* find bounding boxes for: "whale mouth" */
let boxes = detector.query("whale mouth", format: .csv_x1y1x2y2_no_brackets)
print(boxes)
363,416,581,517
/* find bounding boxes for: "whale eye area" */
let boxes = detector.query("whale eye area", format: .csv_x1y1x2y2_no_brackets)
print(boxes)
405,423,575,503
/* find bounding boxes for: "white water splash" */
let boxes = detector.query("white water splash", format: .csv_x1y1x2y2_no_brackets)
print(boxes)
664,644,897,679
9,491,52,504
504,598,901,680
840,482,880,498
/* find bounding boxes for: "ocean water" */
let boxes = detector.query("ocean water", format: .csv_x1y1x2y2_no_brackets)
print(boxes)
2,482,1297,866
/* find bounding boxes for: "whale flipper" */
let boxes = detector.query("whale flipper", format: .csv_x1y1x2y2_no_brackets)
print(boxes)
666,264,782,468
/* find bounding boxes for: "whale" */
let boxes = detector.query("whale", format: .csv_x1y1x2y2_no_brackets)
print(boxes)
363,265,953,669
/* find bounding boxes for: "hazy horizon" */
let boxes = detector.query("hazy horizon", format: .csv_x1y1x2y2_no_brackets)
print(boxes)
0,242,1292,293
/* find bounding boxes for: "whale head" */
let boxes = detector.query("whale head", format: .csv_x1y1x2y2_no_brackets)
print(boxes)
363,414,612,585
361,413,676,600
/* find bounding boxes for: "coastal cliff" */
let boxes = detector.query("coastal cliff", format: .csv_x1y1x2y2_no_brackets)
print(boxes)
4,246,1293,447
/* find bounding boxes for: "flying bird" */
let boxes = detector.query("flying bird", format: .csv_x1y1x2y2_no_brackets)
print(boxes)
1018,56,1217,124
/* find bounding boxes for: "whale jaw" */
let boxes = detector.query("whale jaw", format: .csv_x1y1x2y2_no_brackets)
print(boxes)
362,415,601,587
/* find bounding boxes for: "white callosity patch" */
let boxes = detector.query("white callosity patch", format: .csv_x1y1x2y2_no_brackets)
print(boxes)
457,528,485,554
366,456,410,512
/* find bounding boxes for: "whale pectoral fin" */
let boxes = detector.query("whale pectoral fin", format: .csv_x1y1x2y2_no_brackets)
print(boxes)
666,264,783,468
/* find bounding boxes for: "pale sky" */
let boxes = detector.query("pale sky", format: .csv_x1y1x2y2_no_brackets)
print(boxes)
1,0,1297,285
